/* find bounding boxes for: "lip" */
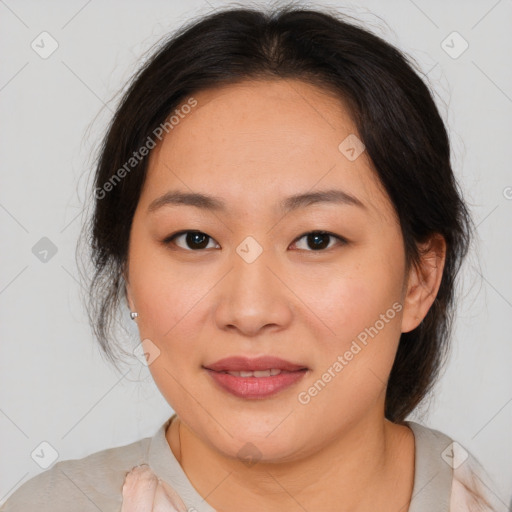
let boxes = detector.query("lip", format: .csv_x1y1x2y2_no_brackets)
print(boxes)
203,355,308,372
203,355,309,400
204,367,308,399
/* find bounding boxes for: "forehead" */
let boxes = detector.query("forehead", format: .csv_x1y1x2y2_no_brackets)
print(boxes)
141,79,393,221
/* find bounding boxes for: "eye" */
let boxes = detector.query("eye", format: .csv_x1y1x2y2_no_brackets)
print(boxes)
163,230,219,251
163,230,347,252
291,231,347,251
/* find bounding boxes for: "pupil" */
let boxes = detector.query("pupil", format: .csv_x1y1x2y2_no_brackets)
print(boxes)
187,232,209,249
309,233,329,250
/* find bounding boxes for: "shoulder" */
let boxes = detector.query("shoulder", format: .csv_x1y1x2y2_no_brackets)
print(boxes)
449,444,503,512
0,434,152,511
405,421,503,512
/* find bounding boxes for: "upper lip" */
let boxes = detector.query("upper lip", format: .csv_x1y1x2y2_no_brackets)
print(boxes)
203,356,308,372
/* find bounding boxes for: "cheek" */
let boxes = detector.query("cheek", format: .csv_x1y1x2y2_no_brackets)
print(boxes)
129,257,205,409
296,253,404,345
295,245,405,398
128,234,211,341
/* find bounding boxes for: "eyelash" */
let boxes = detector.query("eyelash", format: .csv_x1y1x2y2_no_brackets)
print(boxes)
162,230,347,252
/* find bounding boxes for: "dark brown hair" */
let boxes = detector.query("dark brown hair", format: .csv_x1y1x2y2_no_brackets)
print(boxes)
78,3,472,422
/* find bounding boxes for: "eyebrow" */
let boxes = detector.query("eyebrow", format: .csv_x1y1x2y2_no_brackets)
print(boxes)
147,188,366,214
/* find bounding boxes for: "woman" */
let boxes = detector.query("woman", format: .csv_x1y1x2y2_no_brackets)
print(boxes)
1,4,503,511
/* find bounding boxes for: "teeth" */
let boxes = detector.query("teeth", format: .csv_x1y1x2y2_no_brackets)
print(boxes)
225,368,283,377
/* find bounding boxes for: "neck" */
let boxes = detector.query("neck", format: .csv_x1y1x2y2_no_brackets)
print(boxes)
166,406,415,512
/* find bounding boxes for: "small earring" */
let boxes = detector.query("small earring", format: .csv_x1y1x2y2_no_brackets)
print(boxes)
130,311,138,320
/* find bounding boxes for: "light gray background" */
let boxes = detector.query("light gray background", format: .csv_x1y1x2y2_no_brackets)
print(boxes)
1,0,511,508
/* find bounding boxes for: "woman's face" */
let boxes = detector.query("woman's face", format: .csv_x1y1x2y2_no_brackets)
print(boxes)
125,79,418,461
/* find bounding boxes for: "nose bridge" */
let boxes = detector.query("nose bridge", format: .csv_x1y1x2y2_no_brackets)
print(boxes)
214,234,292,335
231,234,276,301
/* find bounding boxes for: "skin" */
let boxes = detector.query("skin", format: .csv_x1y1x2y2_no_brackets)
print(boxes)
124,78,446,512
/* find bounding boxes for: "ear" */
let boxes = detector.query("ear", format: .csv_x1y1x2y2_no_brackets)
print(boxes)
122,263,136,312
400,234,446,333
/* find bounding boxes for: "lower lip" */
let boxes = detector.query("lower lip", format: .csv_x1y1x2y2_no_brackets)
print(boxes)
204,369,308,399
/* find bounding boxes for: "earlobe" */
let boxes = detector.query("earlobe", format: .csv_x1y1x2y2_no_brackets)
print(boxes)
400,234,446,333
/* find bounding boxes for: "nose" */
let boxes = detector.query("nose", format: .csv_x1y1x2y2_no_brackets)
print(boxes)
214,243,293,338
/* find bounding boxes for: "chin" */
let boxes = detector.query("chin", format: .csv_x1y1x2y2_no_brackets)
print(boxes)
199,418,312,464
